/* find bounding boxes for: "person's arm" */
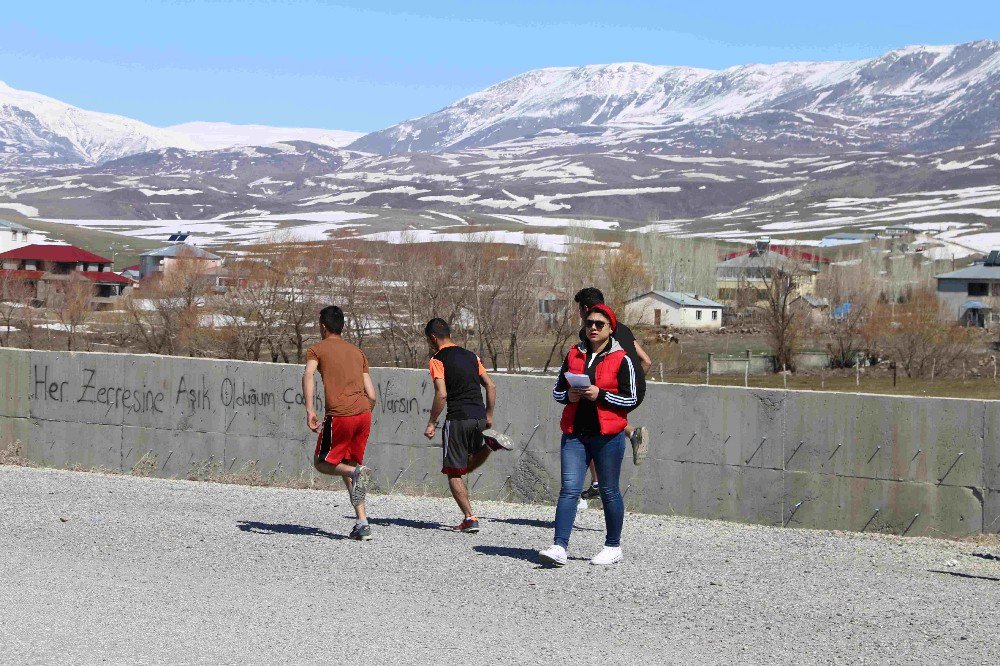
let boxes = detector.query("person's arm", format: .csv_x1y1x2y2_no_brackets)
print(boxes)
553,357,576,404
634,339,652,373
478,369,496,428
303,358,320,432
597,355,637,409
362,372,376,411
424,377,447,439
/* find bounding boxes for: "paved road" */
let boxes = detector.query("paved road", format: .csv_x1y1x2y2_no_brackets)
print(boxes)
1,465,998,665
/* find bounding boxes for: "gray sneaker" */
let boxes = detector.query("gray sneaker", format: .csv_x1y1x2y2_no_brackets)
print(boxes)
631,427,649,466
349,523,372,541
350,465,371,507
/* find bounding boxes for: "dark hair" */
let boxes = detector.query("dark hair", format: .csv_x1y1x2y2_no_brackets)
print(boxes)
424,317,451,339
319,305,345,335
574,287,605,309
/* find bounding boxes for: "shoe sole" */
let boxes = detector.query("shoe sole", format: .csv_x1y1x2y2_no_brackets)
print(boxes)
456,524,480,533
350,466,371,507
538,552,566,567
632,427,649,466
482,429,513,451
350,533,373,541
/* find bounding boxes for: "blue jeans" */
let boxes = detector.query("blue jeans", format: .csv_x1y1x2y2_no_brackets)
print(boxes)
553,431,626,549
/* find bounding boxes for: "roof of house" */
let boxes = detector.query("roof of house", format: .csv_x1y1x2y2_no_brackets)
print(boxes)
798,294,830,308
141,243,221,260
630,291,724,308
79,271,132,284
0,244,111,264
0,219,31,232
824,232,876,241
0,269,44,280
721,246,830,264
935,264,1000,280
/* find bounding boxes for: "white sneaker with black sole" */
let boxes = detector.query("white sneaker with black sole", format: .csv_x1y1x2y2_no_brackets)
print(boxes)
590,546,623,565
538,544,567,567
350,465,371,507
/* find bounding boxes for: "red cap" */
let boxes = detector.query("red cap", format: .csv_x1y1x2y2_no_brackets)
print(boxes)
586,303,617,332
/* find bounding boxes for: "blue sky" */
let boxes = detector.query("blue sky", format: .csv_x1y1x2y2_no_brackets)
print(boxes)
0,1,994,132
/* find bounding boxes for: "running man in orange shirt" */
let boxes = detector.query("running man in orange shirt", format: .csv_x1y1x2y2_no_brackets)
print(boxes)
303,305,378,541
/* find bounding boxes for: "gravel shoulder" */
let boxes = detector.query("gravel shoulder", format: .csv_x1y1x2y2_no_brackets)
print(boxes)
1,465,998,665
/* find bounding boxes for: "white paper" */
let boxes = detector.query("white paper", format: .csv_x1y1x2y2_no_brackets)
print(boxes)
565,372,592,388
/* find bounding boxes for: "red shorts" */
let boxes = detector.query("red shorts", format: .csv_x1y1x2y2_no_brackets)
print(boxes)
314,412,371,466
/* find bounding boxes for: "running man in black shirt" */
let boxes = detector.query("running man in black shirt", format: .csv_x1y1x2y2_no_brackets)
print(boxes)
574,288,652,499
423,318,512,533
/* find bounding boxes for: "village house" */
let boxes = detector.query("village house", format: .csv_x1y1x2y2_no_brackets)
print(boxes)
935,250,1000,328
138,243,223,280
0,244,133,307
0,219,44,253
716,239,827,306
625,291,724,330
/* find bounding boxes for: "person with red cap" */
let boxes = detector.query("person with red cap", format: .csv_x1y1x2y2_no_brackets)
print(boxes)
540,303,637,567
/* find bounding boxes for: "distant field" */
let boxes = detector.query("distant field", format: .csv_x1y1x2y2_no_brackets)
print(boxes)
9,213,162,269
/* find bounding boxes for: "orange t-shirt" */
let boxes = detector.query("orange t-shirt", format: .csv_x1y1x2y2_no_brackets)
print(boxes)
306,336,371,417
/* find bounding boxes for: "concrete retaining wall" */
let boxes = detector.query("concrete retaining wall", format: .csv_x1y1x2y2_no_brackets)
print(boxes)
1,349,996,537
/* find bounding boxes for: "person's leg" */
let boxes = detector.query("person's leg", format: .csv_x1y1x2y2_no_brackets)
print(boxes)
553,434,588,548
591,432,626,547
448,474,474,517
466,419,491,473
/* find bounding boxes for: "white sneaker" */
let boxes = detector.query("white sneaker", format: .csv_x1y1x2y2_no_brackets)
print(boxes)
538,545,567,567
589,546,623,566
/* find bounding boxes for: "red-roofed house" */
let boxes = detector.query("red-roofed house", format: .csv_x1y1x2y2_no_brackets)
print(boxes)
716,239,827,305
0,244,133,306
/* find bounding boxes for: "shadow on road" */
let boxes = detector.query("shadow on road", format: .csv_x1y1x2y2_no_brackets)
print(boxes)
237,520,346,540
486,516,600,532
473,545,545,564
369,517,448,531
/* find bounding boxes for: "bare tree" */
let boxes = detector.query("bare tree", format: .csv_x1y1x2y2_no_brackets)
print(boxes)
51,274,95,351
122,254,212,355
759,259,809,372
0,273,34,346
877,288,978,378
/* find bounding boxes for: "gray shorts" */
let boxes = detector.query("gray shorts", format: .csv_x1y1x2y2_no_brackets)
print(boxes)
441,418,487,475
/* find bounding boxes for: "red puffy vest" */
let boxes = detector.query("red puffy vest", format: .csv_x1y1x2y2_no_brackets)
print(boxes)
559,342,629,435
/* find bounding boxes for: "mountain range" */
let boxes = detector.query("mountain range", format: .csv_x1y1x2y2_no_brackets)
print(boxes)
0,40,996,254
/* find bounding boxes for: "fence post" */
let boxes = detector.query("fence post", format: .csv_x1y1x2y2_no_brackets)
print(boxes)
706,353,713,385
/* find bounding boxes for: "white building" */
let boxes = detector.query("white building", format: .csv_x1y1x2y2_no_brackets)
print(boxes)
0,219,44,253
625,291,724,330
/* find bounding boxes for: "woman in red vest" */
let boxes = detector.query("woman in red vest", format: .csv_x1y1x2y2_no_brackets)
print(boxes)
539,303,637,567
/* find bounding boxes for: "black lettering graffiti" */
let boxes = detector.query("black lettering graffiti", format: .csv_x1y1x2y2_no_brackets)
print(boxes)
175,375,211,411
73,366,164,416
221,377,274,409
32,365,68,402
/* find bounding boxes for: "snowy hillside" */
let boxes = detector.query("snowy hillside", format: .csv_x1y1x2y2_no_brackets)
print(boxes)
166,122,363,150
0,81,199,166
351,40,1000,154
0,82,359,167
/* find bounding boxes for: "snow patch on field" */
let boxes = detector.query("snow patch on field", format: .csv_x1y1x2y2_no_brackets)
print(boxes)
0,202,39,217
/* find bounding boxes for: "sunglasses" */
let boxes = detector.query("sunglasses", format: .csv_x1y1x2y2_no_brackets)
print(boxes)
584,319,608,330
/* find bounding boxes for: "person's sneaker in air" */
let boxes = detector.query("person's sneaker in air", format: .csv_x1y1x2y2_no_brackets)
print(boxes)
349,523,372,541
454,516,480,533
350,465,371,507
631,427,649,466
589,546,623,566
580,483,601,500
482,428,513,451
538,544,567,567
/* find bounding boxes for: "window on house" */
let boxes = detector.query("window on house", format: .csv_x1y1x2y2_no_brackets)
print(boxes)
696,310,703,320
968,282,988,296
711,310,718,321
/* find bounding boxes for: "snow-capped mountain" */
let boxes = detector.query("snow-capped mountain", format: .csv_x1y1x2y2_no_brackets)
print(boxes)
166,122,362,150
0,81,359,168
350,40,1000,154
0,80,200,167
